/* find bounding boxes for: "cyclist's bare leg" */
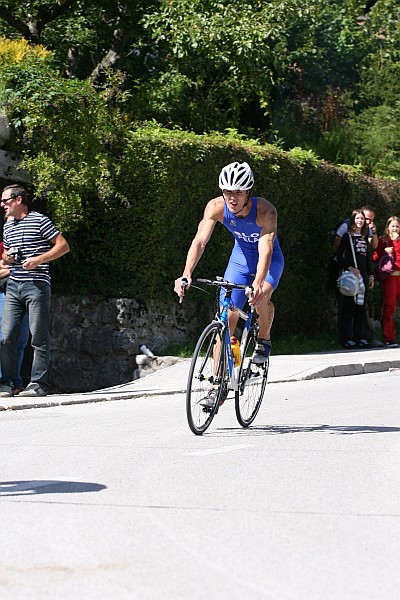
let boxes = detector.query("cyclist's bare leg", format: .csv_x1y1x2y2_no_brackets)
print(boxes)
211,310,239,365
257,299,274,340
201,310,239,407
228,310,240,336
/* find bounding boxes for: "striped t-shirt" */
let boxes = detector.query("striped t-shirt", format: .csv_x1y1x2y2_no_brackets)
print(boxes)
3,211,60,285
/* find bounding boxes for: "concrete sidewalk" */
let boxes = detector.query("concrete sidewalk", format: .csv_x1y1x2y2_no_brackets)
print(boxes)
1,346,399,412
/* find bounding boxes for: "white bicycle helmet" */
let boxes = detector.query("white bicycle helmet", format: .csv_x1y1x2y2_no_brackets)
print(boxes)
218,161,254,191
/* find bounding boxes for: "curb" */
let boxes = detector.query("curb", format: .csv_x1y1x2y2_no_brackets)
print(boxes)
1,359,399,412
0,386,189,412
275,359,400,382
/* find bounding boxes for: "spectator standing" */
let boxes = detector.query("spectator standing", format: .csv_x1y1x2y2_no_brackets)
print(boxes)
372,216,400,348
336,209,375,348
331,205,382,347
0,184,70,397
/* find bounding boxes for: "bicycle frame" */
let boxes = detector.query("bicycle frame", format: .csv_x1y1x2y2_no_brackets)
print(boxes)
216,289,253,393
185,277,267,434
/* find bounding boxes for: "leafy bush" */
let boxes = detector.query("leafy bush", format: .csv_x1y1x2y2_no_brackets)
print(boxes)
0,36,51,66
352,103,400,179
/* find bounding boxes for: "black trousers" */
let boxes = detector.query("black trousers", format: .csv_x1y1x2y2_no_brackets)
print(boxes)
338,295,367,343
335,289,375,343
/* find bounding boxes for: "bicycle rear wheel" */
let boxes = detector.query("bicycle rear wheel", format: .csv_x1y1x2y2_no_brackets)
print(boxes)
186,322,226,435
235,328,268,427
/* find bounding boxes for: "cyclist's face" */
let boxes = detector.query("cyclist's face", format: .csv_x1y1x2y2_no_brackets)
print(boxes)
222,189,249,212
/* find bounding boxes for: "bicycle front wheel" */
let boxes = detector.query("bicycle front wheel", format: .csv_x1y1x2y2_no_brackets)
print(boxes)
235,329,268,427
186,322,226,435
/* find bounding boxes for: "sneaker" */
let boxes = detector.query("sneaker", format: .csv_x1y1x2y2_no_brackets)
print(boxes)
199,388,218,408
384,340,399,349
252,338,272,364
13,387,24,395
357,339,371,348
342,340,357,349
370,340,384,348
0,384,13,398
18,382,48,397
199,385,228,408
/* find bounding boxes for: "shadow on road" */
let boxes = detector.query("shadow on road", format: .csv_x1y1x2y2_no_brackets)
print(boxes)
0,480,107,496
214,424,400,436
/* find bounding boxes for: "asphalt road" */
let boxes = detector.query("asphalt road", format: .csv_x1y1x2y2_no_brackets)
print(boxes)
1,370,399,599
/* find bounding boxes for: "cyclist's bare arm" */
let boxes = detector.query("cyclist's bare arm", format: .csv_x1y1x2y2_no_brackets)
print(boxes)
174,198,223,298
251,198,277,307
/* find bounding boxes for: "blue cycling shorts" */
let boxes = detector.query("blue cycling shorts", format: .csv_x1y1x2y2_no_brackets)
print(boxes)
220,238,284,310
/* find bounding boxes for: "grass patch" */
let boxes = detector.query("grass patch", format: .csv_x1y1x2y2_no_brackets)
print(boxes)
163,330,342,357
272,332,341,355
163,342,197,358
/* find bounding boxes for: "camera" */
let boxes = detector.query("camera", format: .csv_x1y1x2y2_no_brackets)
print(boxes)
7,247,24,264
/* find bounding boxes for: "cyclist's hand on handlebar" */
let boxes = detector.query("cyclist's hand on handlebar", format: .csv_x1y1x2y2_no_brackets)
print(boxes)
247,285,261,307
248,282,272,308
174,276,191,299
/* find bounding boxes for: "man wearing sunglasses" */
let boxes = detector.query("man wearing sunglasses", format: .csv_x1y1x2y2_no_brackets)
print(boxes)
174,161,284,364
0,183,70,397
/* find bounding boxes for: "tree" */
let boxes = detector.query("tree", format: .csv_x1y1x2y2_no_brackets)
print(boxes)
0,0,158,79
0,0,399,178
347,0,400,176
140,0,294,132
139,0,371,137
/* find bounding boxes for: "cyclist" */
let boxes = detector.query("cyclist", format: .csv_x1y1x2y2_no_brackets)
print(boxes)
174,160,284,366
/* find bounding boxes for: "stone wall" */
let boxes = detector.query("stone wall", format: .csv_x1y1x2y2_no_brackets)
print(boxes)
47,295,204,393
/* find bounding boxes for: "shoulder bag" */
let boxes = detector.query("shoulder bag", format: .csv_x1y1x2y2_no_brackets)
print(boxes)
374,243,394,283
337,233,360,296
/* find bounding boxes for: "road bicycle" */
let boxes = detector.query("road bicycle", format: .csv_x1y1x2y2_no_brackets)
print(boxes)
184,277,269,435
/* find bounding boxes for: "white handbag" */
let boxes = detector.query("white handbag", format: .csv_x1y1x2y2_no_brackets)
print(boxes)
337,233,360,296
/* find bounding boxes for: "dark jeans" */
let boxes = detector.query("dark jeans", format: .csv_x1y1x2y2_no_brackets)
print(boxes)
1,280,51,391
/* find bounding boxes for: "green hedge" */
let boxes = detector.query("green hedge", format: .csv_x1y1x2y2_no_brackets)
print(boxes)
51,125,400,337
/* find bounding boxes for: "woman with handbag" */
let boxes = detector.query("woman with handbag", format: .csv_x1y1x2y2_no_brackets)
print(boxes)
372,216,400,348
336,209,375,348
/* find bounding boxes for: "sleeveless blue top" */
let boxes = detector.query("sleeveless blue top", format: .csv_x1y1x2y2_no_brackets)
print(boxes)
223,197,282,262
223,197,261,254
221,198,284,302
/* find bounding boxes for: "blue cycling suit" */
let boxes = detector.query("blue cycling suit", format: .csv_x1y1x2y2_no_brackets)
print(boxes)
220,198,284,309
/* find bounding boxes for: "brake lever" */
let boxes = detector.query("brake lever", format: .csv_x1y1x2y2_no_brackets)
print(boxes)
245,286,255,312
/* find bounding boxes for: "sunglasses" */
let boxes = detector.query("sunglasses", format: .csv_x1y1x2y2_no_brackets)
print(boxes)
0,195,17,204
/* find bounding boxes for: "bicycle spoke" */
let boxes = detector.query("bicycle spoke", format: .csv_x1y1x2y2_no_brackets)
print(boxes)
235,330,268,427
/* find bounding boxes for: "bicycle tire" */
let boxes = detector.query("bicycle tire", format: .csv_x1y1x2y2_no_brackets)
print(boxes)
235,327,268,427
186,321,226,435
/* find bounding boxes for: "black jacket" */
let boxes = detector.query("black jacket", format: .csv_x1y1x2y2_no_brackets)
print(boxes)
336,232,371,287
